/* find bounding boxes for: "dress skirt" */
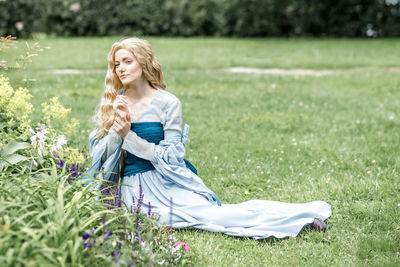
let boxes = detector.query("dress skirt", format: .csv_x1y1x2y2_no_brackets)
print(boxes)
120,169,331,239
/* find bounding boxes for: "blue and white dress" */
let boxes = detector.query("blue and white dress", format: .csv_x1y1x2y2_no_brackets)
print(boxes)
87,89,331,239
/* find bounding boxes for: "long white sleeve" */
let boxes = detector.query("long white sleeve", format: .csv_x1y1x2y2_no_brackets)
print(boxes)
121,96,183,162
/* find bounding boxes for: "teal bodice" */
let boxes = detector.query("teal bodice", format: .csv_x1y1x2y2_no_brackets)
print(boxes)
123,122,197,177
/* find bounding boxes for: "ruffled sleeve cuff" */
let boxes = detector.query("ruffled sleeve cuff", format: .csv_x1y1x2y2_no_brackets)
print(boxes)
121,131,156,162
151,125,221,206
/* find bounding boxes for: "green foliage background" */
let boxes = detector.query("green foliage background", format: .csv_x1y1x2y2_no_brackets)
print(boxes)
1,0,400,38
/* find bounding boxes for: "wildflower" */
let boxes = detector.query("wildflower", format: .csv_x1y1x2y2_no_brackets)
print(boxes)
32,158,38,167
148,201,151,217
0,75,13,108
30,124,49,155
53,155,64,168
83,232,91,240
69,2,80,12
175,242,189,251
51,135,67,153
68,164,79,177
114,252,120,258
15,22,24,31
56,146,85,166
7,87,33,132
103,230,112,241
83,242,92,248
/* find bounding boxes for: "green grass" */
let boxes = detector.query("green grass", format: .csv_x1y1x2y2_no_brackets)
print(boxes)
3,37,400,266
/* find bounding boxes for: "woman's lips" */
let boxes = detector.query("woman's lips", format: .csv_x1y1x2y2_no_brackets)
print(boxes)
120,75,127,79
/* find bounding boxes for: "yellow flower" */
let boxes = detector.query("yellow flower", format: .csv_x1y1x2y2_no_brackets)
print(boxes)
57,146,85,166
0,75,13,111
64,118,80,136
41,97,80,134
6,87,33,133
41,97,71,127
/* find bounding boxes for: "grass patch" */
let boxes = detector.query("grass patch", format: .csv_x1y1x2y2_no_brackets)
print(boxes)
2,37,400,266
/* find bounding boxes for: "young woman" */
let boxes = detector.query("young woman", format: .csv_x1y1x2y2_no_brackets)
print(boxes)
87,37,331,239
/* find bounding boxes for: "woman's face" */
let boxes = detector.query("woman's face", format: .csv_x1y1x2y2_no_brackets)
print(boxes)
114,49,143,86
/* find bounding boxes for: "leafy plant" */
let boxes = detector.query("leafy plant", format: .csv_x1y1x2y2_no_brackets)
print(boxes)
0,36,193,266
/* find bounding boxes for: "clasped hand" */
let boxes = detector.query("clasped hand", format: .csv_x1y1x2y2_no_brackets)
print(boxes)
113,95,131,139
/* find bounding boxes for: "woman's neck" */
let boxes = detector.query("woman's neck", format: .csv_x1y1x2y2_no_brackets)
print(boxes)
124,78,155,101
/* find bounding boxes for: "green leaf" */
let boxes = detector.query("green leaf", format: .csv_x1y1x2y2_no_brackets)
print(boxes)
0,142,30,157
0,154,27,171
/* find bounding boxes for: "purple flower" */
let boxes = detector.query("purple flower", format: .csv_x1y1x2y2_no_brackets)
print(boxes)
53,154,64,168
83,232,91,240
90,229,94,234
68,164,79,178
148,201,151,217
102,188,109,195
114,251,120,258
103,230,112,241
83,242,92,248
113,260,119,264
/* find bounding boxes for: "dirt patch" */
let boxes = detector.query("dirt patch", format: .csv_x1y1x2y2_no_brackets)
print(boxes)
49,69,105,74
225,67,332,76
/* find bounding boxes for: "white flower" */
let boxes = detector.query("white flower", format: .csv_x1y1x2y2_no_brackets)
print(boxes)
51,135,67,153
30,124,49,150
15,22,24,31
69,2,80,12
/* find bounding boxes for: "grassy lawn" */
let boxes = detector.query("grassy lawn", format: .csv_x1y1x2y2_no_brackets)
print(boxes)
3,37,400,266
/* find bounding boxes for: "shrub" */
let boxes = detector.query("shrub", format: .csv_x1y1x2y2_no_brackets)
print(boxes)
1,0,399,37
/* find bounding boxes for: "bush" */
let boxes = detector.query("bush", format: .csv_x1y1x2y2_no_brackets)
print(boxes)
1,0,399,37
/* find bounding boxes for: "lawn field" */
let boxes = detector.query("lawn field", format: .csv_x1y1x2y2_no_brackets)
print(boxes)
2,37,400,266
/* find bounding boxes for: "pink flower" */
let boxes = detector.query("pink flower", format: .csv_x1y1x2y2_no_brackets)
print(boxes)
175,242,189,251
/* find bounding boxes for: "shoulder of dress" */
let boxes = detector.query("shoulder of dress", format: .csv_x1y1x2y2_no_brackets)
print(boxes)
157,89,181,109
89,129,98,141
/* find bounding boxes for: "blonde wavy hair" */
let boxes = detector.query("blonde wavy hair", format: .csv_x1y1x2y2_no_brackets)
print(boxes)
94,37,166,139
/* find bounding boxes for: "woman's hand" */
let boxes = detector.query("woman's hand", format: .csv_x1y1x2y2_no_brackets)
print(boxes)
113,95,129,112
113,109,131,139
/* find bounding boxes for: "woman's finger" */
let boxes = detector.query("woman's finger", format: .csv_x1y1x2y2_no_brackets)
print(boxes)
116,96,129,105
116,110,126,119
